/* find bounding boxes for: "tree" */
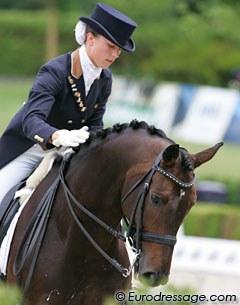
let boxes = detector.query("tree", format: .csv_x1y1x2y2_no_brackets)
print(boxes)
45,0,59,61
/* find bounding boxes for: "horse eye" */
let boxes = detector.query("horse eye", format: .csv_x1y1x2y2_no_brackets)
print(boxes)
151,193,162,206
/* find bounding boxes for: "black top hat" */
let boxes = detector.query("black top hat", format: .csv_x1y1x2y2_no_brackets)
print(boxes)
80,2,137,52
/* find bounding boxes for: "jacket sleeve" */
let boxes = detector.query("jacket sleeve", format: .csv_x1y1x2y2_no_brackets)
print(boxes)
22,63,62,146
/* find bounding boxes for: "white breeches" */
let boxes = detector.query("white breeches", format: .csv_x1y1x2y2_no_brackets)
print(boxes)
0,144,56,204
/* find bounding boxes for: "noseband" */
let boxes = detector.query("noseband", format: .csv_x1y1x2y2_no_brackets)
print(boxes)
121,150,195,253
59,148,195,277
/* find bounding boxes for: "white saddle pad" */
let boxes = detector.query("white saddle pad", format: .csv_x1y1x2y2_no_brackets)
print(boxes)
0,196,31,275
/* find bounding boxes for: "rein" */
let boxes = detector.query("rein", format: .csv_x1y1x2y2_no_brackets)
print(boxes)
13,177,60,305
59,153,133,277
59,148,195,277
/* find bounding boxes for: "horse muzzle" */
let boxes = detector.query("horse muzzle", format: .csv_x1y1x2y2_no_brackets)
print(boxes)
138,269,169,287
135,246,172,287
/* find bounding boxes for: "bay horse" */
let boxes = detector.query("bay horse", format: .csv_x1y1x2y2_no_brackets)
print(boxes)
5,120,223,305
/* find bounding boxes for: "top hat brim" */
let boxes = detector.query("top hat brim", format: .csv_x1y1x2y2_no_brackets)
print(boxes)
80,16,135,52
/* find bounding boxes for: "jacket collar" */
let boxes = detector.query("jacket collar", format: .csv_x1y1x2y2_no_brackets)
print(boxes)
71,48,82,79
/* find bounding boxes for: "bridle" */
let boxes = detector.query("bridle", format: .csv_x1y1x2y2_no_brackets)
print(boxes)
12,148,195,305
59,148,195,277
121,150,195,255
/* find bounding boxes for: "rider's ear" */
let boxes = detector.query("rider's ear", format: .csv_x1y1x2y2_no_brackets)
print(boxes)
162,144,180,166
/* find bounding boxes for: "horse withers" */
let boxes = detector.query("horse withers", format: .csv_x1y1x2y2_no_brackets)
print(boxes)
5,120,223,305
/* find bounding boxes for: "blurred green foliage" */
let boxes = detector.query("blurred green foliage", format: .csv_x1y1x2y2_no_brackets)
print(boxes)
0,78,31,132
0,0,43,10
178,140,240,205
0,0,240,86
184,203,240,239
0,284,21,305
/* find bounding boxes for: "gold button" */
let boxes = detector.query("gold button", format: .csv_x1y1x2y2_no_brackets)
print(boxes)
67,120,73,124
94,103,99,109
74,92,81,98
68,76,74,84
34,134,44,143
81,119,86,123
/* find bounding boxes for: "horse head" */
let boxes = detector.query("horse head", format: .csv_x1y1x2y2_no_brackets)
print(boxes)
121,128,223,287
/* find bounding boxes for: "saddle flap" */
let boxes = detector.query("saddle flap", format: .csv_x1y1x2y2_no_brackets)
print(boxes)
0,181,24,245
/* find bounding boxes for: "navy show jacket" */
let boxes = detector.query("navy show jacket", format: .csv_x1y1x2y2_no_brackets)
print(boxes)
0,49,112,169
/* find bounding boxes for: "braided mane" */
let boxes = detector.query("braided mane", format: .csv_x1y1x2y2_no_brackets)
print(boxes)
87,119,171,144
72,119,171,156
74,119,192,171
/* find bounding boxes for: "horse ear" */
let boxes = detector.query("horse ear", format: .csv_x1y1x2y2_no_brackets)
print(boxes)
162,144,180,165
191,142,224,168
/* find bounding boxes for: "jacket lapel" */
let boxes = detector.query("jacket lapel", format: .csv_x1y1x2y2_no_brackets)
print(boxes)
67,49,86,111
71,48,82,79
67,49,109,115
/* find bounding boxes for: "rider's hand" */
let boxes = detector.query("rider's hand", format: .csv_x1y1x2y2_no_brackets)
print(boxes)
52,126,89,147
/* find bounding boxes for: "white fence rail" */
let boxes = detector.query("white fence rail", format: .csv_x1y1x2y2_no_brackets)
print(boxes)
172,235,240,276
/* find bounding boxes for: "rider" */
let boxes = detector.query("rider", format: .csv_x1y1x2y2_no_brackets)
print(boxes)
0,2,137,204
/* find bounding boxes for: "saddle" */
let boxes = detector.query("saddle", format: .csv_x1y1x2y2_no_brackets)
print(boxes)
0,180,25,246
0,147,69,285
0,150,60,246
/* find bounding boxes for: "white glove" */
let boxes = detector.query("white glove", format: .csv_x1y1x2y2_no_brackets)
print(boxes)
52,126,89,147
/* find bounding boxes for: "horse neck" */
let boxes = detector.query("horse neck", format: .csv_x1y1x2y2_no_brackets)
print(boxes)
54,131,171,257
65,132,161,225
65,139,134,227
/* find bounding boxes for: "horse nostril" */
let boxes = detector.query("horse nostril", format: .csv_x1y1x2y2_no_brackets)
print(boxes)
141,271,169,287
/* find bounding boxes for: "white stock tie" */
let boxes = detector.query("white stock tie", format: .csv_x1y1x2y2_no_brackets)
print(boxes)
79,45,102,96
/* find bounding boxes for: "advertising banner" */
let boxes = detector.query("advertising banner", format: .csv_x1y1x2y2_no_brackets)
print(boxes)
172,86,239,145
